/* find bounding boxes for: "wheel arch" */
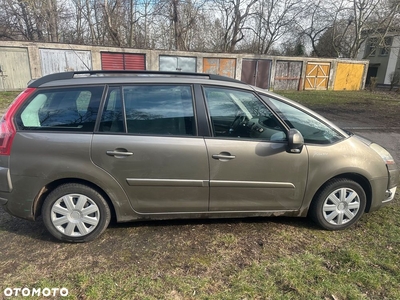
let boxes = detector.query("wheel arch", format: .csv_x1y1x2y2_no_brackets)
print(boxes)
32,178,117,223
308,172,372,215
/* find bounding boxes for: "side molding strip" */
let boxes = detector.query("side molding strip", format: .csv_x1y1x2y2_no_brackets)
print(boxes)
210,180,295,188
127,178,209,187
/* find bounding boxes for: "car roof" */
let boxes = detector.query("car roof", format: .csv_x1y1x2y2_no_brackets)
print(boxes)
28,70,250,89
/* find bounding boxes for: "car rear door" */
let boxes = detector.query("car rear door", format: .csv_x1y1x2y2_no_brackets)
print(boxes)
91,84,209,213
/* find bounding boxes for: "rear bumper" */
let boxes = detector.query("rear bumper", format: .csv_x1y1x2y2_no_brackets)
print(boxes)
0,175,42,221
0,196,7,205
0,167,12,192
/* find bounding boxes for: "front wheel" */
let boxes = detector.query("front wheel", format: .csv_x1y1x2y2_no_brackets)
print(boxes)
309,179,367,230
42,183,111,242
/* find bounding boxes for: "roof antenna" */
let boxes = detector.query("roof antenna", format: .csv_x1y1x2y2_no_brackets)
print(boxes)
68,44,91,71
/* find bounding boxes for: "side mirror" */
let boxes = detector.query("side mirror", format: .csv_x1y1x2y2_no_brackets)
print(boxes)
287,129,304,153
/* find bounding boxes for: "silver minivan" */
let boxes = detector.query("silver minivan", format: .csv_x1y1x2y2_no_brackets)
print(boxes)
0,71,398,242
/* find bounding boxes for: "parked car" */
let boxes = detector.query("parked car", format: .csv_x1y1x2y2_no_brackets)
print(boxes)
0,71,398,242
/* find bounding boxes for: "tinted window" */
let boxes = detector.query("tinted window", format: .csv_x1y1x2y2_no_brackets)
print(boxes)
204,87,286,141
264,96,344,144
99,85,196,136
99,87,124,133
16,86,103,132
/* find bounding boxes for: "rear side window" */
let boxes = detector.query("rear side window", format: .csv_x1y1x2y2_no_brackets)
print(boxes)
99,85,196,136
16,86,104,132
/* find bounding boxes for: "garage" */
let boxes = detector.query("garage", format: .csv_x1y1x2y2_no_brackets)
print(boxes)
101,52,146,70
334,63,365,90
274,61,303,90
40,49,92,76
0,47,31,91
159,55,196,72
304,62,331,90
203,58,236,78
241,59,272,89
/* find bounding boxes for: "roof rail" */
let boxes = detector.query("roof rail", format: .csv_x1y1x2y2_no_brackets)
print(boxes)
28,70,244,87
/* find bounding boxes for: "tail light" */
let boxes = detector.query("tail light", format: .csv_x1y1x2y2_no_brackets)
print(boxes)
0,88,36,155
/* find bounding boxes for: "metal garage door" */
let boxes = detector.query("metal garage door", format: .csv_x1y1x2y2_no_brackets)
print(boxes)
159,55,196,72
40,49,92,76
0,47,31,91
241,59,271,89
304,62,330,90
101,52,146,70
334,63,365,90
203,58,236,78
274,61,303,90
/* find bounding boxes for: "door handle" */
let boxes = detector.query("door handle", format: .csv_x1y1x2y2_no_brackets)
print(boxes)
212,153,236,161
106,150,133,157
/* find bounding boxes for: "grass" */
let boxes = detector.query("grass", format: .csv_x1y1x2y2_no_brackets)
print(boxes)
275,90,400,106
0,91,19,112
2,198,400,299
0,89,400,299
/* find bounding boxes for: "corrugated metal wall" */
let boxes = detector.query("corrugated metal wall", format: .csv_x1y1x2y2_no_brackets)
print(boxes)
203,58,236,78
274,61,302,90
333,63,365,90
0,47,31,90
241,59,272,89
40,49,92,76
159,55,196,72
304,62,330,90
101,52,146,70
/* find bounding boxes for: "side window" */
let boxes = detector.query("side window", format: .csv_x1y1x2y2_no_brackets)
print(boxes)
100,85,196,136
16,86,103,132
99,87,124,133
204,87,286,141
264,96,344,144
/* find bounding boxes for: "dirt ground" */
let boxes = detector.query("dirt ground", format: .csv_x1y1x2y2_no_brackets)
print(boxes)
312,100,400,129
310,98,400,164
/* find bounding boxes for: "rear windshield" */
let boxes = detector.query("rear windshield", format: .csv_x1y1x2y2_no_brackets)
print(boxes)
15,86,104,132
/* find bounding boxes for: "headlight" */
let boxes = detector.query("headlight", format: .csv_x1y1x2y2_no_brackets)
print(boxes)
370,143,395,165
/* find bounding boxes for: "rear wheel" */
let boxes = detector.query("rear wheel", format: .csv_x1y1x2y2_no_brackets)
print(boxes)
310,179,366,230
42,183,111,242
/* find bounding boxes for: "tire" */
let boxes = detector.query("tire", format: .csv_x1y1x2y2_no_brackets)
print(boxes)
42,183,111,242
309,178,367,230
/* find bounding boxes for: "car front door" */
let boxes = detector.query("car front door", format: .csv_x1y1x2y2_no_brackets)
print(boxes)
91,85,209,213
203,86,309,211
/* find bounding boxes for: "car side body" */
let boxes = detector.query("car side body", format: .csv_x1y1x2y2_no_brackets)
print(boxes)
0,71,398,242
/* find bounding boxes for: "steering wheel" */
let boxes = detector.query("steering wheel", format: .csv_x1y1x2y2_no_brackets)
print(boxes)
229,113,248,135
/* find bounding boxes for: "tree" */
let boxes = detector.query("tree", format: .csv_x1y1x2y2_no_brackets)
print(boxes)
329,0,400,58
250,0,304,54
0,0,399,57
214,0,258,52
297,1,337,57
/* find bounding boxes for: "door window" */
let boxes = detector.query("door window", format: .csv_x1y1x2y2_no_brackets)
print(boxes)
204,87,286,141
264,96,344,144
99,85,196,136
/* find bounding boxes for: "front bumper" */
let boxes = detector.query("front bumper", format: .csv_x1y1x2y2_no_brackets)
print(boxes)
381,166,399,204
383,187,397,203
388,167,400,189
